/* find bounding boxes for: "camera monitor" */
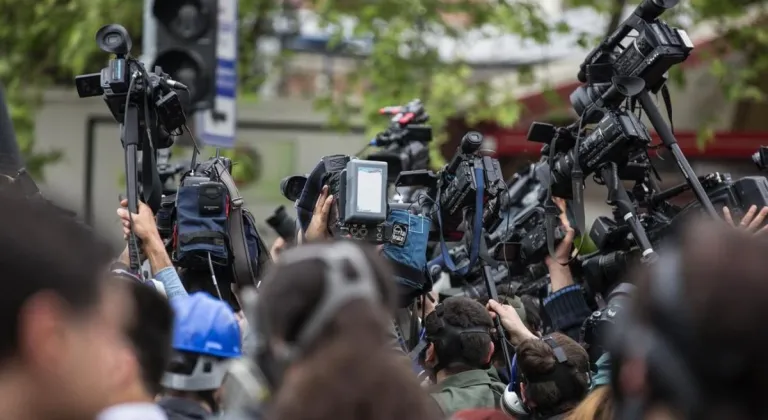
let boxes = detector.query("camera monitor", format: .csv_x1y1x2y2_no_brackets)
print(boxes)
339,160,388,224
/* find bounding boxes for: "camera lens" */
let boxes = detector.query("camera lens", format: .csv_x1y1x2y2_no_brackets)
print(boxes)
105,33,122,46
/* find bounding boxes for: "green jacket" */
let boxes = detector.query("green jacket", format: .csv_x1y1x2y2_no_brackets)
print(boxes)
431,369,506,417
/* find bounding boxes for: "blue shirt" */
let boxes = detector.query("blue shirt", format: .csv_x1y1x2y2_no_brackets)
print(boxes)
154,267,188,300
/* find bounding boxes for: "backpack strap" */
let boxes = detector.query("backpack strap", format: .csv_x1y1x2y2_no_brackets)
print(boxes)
213,160,254,289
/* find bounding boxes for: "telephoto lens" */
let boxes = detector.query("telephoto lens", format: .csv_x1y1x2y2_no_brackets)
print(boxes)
266,206,297,242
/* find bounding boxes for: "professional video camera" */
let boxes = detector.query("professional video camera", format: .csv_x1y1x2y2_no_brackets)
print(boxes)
573,0,694,124
368,99,432,181
524,0,731,274
396,131,505,240
75,23,188,273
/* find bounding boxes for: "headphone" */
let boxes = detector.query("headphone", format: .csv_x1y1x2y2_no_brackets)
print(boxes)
502,335,591,417
608,246,702,420
418,302,492,375
251,241,383,389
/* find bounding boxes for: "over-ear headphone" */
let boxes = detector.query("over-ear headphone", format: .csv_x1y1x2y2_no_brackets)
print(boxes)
501,335,589,416
250,241,383,389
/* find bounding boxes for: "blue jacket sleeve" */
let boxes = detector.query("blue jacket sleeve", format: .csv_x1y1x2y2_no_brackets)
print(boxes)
154,266,188,300
543,284,592,342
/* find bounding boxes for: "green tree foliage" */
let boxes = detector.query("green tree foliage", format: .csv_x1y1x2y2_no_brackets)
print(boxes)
1,0,767,178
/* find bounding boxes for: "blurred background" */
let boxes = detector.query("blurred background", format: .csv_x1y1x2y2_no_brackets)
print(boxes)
1,0,767,247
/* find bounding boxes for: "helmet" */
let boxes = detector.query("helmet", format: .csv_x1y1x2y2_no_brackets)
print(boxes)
162,292,242,391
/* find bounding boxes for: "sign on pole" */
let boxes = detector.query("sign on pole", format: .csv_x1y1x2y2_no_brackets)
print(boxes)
199,0,238,148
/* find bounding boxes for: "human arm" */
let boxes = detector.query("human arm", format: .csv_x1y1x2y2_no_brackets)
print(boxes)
542,198,592,340
117,199,188,299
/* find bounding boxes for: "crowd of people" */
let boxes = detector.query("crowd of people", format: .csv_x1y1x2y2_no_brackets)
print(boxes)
5,160,768,420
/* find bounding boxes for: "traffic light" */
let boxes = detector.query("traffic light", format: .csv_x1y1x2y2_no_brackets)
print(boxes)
152,0,218,112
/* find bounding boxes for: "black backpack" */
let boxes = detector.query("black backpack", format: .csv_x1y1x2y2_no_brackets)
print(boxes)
171,157,271,293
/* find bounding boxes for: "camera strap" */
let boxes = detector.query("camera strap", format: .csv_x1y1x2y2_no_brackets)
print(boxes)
213,160,259,290
435,166,485,275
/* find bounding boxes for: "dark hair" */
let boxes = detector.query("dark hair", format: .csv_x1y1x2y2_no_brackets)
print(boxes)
258,240,442,420
425,296,494,372
623,219,768,419
520,295,542,334
0,192,114,363
517,332,589,414
124,281,174,396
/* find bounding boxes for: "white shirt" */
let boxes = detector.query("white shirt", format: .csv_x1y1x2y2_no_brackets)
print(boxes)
97,402,168,420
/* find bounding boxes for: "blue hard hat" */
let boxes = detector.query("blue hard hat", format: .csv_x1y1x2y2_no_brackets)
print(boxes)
170,292,242,358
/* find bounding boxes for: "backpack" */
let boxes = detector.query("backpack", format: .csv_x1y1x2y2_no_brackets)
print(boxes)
172,157,271,292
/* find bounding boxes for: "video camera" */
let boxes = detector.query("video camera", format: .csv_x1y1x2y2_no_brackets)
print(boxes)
75,23,189,273
367,99,432,180
396,132,505,240
573,0,693,124
322,156,394,243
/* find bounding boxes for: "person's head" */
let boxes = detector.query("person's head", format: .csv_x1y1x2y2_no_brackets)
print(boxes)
611,219,768,420
423,296,494,379
109,275,174,401
516,333,590,416
255,240,442,420
162,292,241,413
0,192,123,420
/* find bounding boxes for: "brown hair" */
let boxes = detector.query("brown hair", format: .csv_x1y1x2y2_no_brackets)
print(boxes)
567,386,613,420
451,408,514,420
623,219,768,419
517,332,590,414
258,240,442,420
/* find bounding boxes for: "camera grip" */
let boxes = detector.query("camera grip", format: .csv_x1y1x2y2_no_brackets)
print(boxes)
128,233,142,274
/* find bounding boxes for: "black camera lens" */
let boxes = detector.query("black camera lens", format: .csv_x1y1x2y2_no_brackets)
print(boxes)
280,175,307,202
266,206,297,241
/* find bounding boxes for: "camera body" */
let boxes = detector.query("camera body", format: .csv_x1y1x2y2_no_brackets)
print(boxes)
529,110,651,199
368,99,432,181
678,174,768,224
396,132,505,240
490,206,570,271
572,10,694,122
74,24,185,150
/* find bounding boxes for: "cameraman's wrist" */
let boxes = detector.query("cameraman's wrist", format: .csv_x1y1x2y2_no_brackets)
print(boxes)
548,264,574,292
141,233,165,252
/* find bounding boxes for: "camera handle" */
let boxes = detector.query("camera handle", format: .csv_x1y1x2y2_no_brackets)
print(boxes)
123,103,143,274
636,91,718,218
600,164,658,264
481,262,514,376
